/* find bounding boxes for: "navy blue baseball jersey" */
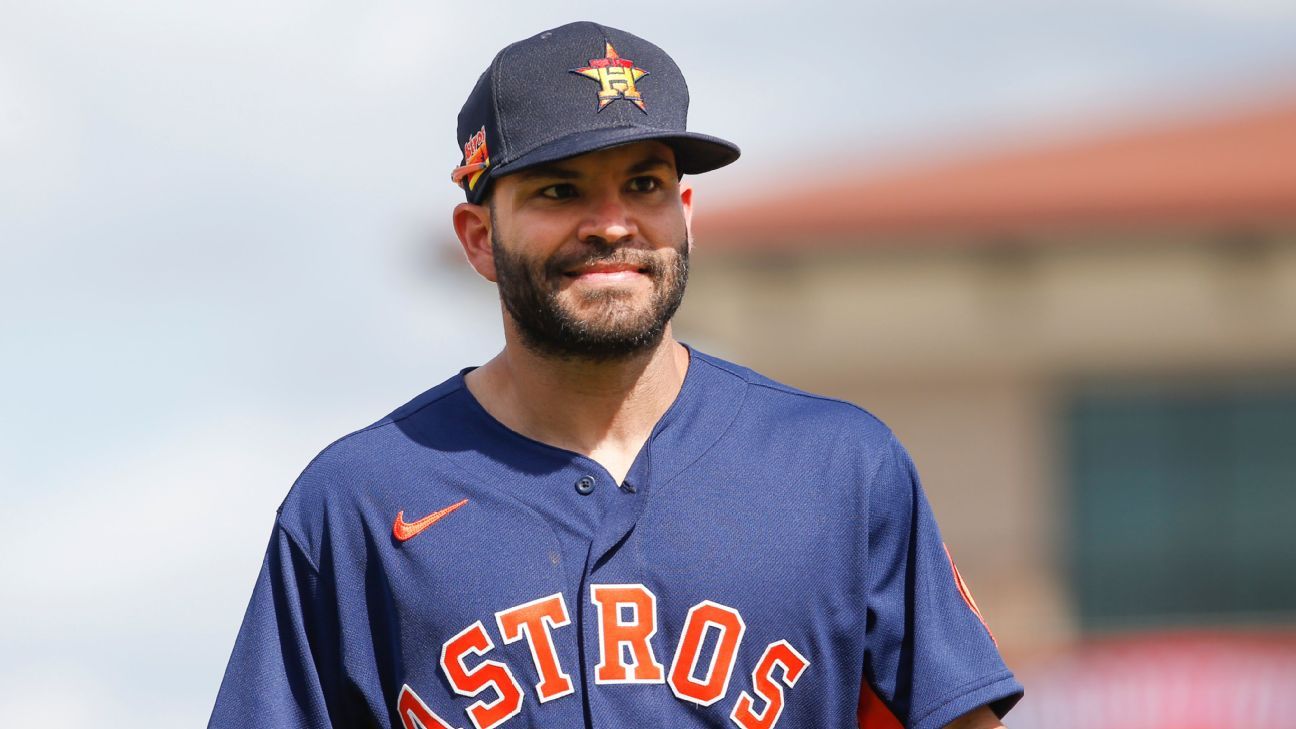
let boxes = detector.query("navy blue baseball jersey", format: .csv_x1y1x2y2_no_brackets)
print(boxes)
210,347,1022,729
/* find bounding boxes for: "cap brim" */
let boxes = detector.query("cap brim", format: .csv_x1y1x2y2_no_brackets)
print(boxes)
493,126,740,181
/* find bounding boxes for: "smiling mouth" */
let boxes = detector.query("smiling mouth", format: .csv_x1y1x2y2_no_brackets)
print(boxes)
564,263,651,280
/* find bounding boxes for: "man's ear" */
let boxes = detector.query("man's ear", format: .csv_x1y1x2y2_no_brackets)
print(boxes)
680,182,695,251
453,202,497,282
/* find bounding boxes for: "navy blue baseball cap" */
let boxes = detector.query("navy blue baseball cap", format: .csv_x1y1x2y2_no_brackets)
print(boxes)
451,21,741,204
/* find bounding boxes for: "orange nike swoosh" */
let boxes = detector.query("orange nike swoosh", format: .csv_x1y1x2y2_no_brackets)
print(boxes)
393,498,469,542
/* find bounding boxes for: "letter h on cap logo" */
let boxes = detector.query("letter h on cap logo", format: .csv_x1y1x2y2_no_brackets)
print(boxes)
572,42,648,112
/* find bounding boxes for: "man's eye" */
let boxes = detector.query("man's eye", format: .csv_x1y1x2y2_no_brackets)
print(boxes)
539,183,577,200
628,176,661,193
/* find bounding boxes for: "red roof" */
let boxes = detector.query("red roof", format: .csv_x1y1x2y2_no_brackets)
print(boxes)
695,96,1296,250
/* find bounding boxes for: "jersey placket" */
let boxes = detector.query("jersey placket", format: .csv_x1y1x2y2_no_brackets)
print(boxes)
577,439,664,729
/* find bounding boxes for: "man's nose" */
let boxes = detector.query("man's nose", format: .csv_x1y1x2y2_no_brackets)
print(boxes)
577,190,637,246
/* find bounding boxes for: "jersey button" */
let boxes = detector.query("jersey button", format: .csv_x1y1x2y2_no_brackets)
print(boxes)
575,475,596,495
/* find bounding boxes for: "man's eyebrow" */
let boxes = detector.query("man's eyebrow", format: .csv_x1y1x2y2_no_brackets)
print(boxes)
627,156,674,175
515,164,581,181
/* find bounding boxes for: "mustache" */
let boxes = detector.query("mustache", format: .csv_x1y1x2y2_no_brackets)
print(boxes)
543,245,667,278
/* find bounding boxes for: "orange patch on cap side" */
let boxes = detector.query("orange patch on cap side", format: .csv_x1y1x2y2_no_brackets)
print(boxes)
451,126,490,191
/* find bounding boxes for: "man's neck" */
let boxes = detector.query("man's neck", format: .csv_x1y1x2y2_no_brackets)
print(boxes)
463,326,691,484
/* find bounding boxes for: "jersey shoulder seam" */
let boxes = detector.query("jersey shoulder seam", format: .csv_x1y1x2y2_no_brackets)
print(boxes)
279,382,464,504
329,380,467,451
273,516,322,574
697,353,892,428
274,380,467,548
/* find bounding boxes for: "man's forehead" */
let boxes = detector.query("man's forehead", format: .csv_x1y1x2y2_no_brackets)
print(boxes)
510,141,678,182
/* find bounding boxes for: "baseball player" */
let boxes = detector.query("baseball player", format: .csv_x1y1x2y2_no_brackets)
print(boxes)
210,21,1022,729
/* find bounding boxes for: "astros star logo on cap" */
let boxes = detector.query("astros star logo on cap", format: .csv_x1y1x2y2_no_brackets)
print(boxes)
571,42,648,112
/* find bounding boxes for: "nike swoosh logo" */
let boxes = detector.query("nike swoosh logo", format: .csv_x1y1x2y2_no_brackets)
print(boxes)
393,498,469,542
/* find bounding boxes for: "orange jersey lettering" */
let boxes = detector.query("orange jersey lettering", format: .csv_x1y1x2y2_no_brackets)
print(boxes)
439,620,524,729
590,583,666,683
730,640,809,729
495,593,575,702
668,600,746,706
396,684,460,729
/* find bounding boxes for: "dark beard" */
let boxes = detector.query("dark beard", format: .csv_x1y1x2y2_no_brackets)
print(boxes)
490,222,689,362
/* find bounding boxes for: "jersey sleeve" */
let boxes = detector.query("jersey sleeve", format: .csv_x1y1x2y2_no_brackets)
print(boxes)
861,432,1024,729
208,519,339,729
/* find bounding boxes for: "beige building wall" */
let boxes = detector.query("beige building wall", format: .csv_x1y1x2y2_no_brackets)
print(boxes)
675,228,1296,662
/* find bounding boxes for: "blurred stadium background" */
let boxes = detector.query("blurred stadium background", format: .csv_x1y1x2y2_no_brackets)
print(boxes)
1,1,1294,726
682,97,1296,728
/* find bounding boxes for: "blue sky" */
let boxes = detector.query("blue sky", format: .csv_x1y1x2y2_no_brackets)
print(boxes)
2,1,1295,724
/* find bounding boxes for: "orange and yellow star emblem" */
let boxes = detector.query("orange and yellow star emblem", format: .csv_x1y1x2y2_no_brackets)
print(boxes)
571,42,648,112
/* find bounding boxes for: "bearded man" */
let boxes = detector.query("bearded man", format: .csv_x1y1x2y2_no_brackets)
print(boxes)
210,21,1022,729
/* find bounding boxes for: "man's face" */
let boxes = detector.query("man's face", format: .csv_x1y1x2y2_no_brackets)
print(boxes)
485,141,692,361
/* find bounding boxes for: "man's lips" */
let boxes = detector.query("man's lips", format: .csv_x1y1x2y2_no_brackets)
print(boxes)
563,262,650,282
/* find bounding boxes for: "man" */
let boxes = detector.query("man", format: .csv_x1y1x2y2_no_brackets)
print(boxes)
210,21,1022,729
